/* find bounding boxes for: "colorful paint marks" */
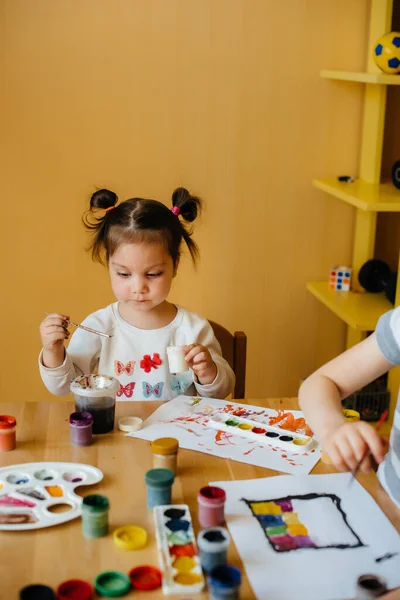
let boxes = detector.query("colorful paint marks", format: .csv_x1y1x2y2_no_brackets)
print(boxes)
45,486,63,497
244,493,365,553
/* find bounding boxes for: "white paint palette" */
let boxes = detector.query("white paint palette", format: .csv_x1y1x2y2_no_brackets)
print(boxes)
153,504,205,595
208,414,315,453
0,462,103,530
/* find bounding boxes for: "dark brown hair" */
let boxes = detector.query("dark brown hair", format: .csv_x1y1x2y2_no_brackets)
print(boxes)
83,187,202,267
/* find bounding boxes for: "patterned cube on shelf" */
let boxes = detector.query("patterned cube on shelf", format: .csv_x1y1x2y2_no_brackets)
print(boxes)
329,266,352,291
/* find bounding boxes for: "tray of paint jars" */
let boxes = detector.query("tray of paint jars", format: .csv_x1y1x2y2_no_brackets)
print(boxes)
208,414,314,453
153,504,205,595
0,462,103,530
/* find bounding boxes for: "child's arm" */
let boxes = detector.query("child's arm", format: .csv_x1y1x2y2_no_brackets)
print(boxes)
299,333,391,472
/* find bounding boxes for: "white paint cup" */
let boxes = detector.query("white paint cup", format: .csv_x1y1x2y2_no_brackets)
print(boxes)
166,346,189,373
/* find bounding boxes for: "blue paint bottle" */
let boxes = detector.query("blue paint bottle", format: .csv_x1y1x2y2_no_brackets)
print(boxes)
208,565,241,600
144,468,174,509
197,527,230,573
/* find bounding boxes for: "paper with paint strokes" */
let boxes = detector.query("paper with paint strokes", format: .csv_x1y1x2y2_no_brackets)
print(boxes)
127,395,320,475
210,473,400,600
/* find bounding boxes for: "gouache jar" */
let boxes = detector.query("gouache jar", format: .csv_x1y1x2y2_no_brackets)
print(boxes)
56,579,93,600
151,437,179,474
355,574,387,599
197,527,230,573
198,486,226,528
81,494,109,538
0,415,16,452
144,468,175,509
19,585,56,599
208,565,241,600
166,346,188,373
321,408,360,465
70,374,119,434
69,411,93,447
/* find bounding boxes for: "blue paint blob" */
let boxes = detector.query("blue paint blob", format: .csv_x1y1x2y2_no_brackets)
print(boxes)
165,519,190,532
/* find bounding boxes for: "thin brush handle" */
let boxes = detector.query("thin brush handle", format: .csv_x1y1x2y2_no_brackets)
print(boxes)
350,409,389,483
44,313,113,339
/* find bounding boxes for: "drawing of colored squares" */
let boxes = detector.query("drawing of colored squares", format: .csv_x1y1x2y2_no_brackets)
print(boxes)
243,493,364,553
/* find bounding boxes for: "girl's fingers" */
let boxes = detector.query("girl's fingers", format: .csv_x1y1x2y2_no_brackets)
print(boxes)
356,422,385,465
185,345,205,362
192,351,209,364
325,442,348,472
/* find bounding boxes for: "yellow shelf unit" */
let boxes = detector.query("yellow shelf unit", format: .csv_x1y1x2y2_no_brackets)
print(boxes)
306,282,392,331
312,179,400,212
308,0,400,426
320,69,400,85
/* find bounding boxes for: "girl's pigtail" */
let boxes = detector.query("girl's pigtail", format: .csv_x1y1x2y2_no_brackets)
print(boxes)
83,189,119,263
171,187,202,264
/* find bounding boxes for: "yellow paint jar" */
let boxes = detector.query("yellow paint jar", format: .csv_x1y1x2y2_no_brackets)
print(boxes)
151,437,179,474
321,408,360,464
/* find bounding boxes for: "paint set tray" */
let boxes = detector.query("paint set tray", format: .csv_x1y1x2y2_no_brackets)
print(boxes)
0,462,103,530
153,504,205,595
208,414,314,453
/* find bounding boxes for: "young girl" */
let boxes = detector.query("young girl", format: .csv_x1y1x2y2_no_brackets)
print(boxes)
298,307,400,511
39,187,235,401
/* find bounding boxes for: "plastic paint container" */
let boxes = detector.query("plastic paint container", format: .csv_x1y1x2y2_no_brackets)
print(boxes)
70,375,119,434
321,408,361,465
56,579,93,600
198,486,226,528
19,585,56,599
82,494,109,538
129,565,162,591
355,574,388,598
0,415,16,451
113,525,147,550
151,437,179,474
118,416,142,432
144,468,175,509
208,564,241,600
69,412,93,447
166,346,188,373
94,571,131,597
197,527,230,573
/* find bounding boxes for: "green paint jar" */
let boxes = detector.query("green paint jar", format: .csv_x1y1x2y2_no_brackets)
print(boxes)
82,494,109,538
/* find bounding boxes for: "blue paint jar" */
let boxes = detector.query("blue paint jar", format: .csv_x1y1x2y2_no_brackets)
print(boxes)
197,527,230,573
19,585,56,599
208,565,241,600
144,468,174,509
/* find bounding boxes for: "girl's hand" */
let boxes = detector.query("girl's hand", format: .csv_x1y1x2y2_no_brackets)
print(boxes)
321,421,385,473
40,313,70,367
184,344,217,385
382,588,400,599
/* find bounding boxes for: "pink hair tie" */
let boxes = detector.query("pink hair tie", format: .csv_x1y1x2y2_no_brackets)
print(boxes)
171,206,180,216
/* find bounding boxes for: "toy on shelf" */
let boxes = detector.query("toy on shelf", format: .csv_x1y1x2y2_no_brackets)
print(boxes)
373,31,400,74
358,259,397,304
329,266,352,291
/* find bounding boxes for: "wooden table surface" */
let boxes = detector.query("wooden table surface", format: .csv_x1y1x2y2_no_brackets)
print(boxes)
1,398,399,599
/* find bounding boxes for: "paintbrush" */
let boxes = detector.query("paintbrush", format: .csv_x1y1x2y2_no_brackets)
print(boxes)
349,409,388,485
44,312,113,339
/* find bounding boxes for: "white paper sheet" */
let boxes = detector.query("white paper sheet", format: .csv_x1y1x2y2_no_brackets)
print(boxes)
210,473,400,600
128,395,320,475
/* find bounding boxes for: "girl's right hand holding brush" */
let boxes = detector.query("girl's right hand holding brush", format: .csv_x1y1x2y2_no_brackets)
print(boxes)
39,312,70,368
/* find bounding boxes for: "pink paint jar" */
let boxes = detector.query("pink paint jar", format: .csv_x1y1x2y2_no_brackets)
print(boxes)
0,415,16,452
198,486,226,528
69,412,93,447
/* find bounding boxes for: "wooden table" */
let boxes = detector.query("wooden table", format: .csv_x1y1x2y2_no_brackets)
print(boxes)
1,398,399,599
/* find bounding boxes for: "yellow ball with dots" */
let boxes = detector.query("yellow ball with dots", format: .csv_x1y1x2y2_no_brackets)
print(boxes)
373,32,400,74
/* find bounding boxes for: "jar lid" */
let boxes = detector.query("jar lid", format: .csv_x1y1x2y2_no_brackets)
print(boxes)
69,412,94,427
209,565,241,588
342,409,360,422
129,565,162,591
197,527,230,552
151,437,179,455
198,486,226,504
144,468,175,488
0,415,16,430
118,417,143,432
113,525,147,550
94,571,131,597
70,374,119,398
56,579,93,600
82,494,109,512
20,585,55,600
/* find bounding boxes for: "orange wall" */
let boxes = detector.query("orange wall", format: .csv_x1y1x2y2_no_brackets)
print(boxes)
1,0,370,401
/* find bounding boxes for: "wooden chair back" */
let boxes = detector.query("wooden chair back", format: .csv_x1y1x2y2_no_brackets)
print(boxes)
208,320,247,399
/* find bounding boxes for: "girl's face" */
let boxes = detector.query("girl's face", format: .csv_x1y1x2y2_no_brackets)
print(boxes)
109,242,175,313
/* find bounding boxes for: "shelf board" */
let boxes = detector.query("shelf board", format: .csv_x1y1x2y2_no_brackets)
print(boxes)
313,178,400,212
321,70,400,85
306,282,392,331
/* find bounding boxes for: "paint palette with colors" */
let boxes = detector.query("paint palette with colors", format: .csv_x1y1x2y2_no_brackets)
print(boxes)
0,462,103,530
153,504,205,595
208,414,314,453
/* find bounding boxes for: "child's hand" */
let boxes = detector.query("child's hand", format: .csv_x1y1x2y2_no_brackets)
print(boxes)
184,344,217,385
321,421,385,473
40,313,70,367
382,588,400,599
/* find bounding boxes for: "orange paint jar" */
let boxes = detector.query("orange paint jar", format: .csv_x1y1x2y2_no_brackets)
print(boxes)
0,415,16,451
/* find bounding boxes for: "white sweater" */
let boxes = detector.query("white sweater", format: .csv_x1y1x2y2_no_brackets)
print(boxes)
39,303,235,401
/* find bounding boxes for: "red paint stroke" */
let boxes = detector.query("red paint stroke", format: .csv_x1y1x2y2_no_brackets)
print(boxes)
280,399,283,404
252,427,266,434
243,447,257,455
268,410,313,437
281,454,287,458
311,449,316,453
